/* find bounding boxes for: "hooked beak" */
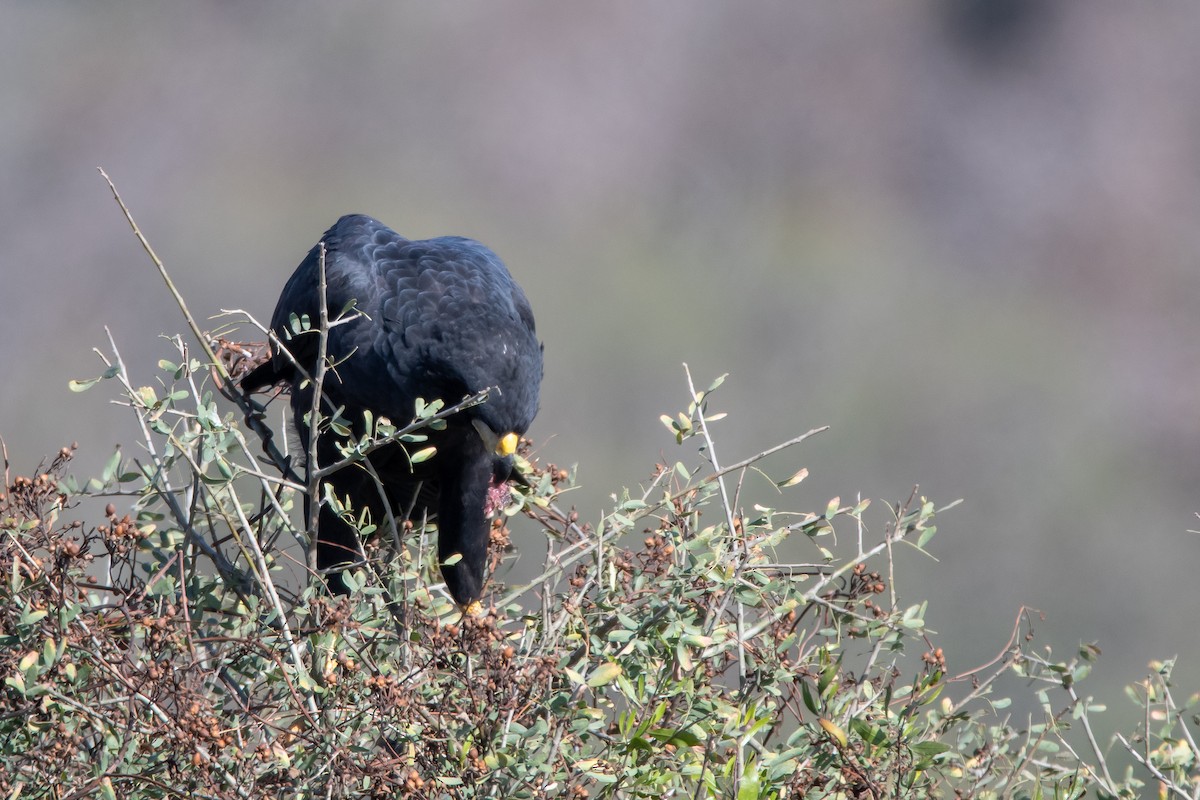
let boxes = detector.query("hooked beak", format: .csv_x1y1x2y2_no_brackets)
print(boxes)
473,419,519,457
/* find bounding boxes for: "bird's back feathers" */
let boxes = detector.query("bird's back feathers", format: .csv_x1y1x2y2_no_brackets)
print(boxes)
243,214,543,605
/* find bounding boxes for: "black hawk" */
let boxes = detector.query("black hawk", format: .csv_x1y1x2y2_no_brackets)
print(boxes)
242,214,543,607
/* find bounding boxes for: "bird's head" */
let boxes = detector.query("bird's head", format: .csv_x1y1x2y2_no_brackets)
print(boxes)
472,417,520,460
471,417,520,489
471,417,528,527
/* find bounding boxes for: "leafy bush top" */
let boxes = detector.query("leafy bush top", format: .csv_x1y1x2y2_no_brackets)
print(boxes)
2,192,1196,798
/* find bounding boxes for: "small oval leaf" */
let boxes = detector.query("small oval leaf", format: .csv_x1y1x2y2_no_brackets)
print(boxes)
777,467,809,488
410,446,437,464
587,662,623,688
818,718,847,748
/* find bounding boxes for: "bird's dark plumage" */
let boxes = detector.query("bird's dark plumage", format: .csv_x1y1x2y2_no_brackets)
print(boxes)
242,215,542,606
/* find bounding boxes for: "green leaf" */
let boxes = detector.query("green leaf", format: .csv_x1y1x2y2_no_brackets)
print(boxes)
824,496,841,518
288,312,310,334
910,741,952,757
137,385,159,407
410,446,437,464
818,718,847,748
587,662,622,687
818,661,838,695
917,526,937,549
850,718,889,747
776,467,808,489
676,642,693,672
649,726,703,748
737,772,761,800
18,650,38,673
801,680,820,714
101,449,122,484
20,609,48,627
68,365,120,392
42,636,57,668
625,736,652,752
415,397,444,419
482,752,510,770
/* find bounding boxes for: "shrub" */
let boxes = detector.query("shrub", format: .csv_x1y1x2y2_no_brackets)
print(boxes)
1,192,1196,797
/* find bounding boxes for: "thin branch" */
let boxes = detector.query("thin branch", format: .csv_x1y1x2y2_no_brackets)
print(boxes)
98,168,221,377
305,242,332,575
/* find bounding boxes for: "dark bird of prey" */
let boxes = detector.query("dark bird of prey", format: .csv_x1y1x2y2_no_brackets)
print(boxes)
241,214,543,608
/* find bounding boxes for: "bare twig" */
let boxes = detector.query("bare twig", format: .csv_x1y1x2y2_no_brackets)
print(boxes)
305,242,333,575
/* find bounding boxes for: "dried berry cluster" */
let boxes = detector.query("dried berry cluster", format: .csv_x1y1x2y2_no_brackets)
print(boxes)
0,447,258,796
0,387,1121,800
0,441,588,797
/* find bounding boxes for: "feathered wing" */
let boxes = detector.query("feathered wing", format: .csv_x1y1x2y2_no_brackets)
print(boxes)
244,215,542,604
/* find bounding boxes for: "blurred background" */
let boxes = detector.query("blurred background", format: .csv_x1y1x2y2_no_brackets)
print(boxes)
2,1,1197,746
